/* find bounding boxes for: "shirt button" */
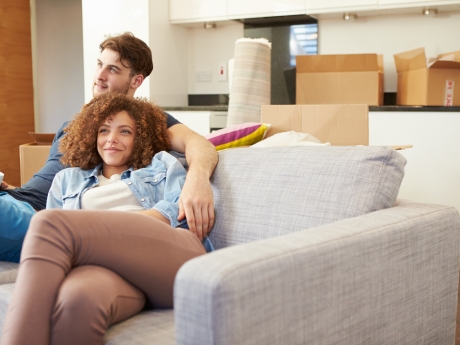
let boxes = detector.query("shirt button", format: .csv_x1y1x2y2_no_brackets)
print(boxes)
128,182,132,185
141,198,145,202
154,179,158,183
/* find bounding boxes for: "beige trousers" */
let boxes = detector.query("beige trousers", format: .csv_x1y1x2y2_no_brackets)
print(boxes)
0,209,206,345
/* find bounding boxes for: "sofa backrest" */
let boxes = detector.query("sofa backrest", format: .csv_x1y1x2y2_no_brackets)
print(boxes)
208,146,406,249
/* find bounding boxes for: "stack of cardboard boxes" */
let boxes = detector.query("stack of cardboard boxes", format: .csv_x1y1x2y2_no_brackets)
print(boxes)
295,48,460,107
394,48,460,106
20,133,55,185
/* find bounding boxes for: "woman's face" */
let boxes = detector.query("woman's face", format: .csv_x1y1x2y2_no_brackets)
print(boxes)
97,110,136,176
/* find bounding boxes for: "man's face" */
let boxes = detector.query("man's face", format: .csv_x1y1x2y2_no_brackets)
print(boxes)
93,49,135,98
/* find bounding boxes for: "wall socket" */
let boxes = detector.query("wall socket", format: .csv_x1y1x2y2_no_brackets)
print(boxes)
195,71,212,82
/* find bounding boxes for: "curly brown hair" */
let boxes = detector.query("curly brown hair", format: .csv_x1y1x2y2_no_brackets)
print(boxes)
60,92,171,170
100,32,153,78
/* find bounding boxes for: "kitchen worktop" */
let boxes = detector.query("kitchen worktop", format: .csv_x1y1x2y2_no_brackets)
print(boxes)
369,105,460,112
162,105,460,112
162,106,229,111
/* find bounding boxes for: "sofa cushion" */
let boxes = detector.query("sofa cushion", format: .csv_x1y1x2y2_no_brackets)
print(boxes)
205,122,270,151
208,146,406,249
0,262,18,285
0,283,15,337
105,309,175,345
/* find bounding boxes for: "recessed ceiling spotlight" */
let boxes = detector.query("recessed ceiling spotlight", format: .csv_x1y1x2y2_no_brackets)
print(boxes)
204,22,216,29
343,13,358,21
422,8,438,16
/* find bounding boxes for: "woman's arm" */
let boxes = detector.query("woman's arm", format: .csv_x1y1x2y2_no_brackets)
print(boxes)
46,172,65,209
145,152,189,229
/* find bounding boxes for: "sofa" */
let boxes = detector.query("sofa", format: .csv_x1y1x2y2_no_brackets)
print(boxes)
0,145,459,344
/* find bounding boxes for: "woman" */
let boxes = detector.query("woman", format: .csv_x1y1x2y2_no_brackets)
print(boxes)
1,92,213,345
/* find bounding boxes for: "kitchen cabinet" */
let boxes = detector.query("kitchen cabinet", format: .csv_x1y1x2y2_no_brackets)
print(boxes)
170,0,306,23
308,0,460,14
369,110,460,212
169,0,227,23
379,0,460,8
227,0,305,19
170,0,460,23
167,111,228,136
306,0,378,14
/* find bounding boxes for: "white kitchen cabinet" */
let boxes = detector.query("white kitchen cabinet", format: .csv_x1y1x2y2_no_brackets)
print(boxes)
169,0,227,23
167,111,212,136
227,0,305,19
379,0,460,8
167,111,228,135
306,0,378,14
369,110,460,212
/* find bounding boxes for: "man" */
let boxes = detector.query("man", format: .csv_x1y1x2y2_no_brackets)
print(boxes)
0,32,217,262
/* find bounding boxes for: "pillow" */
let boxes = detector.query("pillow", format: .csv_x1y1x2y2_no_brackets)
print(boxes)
205,123,270,151
251,130,330,148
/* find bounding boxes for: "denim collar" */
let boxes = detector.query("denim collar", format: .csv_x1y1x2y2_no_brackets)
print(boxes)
80,164,135,180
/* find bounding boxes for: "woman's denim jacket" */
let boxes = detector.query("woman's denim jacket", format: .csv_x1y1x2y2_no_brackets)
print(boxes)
47,151,187,228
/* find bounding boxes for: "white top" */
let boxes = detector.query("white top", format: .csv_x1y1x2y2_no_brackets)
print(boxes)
81,173,144,212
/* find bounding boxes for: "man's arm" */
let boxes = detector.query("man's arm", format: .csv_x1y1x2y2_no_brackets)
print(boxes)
168,124,218,240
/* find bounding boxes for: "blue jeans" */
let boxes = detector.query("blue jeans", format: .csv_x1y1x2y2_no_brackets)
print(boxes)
0,192,36,262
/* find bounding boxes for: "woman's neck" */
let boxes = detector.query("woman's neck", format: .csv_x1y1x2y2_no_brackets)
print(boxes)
101,164,128,179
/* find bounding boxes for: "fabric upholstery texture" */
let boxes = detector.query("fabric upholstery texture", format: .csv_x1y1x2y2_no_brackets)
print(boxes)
0,284,14,337
105,310,175,345
0,263,18,286
175,201,460,345
208,145,406,249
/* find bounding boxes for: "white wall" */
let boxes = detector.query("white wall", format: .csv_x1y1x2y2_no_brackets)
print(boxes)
369,111,460,212
187,22,244,95
318,11,460,92
32,0,85,132
148,0,189,106
82,0,150,103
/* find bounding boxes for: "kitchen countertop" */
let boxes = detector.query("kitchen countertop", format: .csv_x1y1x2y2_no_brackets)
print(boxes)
162,105,460,112
369,105,460,112
162,106,229,111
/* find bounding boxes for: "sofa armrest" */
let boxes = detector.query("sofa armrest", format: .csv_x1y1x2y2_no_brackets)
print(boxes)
174,202,460,345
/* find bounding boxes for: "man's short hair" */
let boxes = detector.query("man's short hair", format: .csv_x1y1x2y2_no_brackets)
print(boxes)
99,32,153,78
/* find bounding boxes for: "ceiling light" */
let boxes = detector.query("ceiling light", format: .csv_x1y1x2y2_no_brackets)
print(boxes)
203,22,216,29
343,13,358,21
422,8,438,16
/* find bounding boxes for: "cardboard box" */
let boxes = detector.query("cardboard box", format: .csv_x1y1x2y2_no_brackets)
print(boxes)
261,104,369,146
19,132,55,185
394,48,460,106
296,54,384,106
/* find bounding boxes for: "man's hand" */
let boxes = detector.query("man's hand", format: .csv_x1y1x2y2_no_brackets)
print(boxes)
167,123,218,241
178,170,215,240
1,181,10,190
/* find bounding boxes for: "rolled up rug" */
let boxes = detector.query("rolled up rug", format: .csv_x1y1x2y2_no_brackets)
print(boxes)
227,38,271,126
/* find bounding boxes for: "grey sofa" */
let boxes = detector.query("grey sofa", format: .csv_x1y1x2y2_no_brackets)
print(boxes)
0,145,459,344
